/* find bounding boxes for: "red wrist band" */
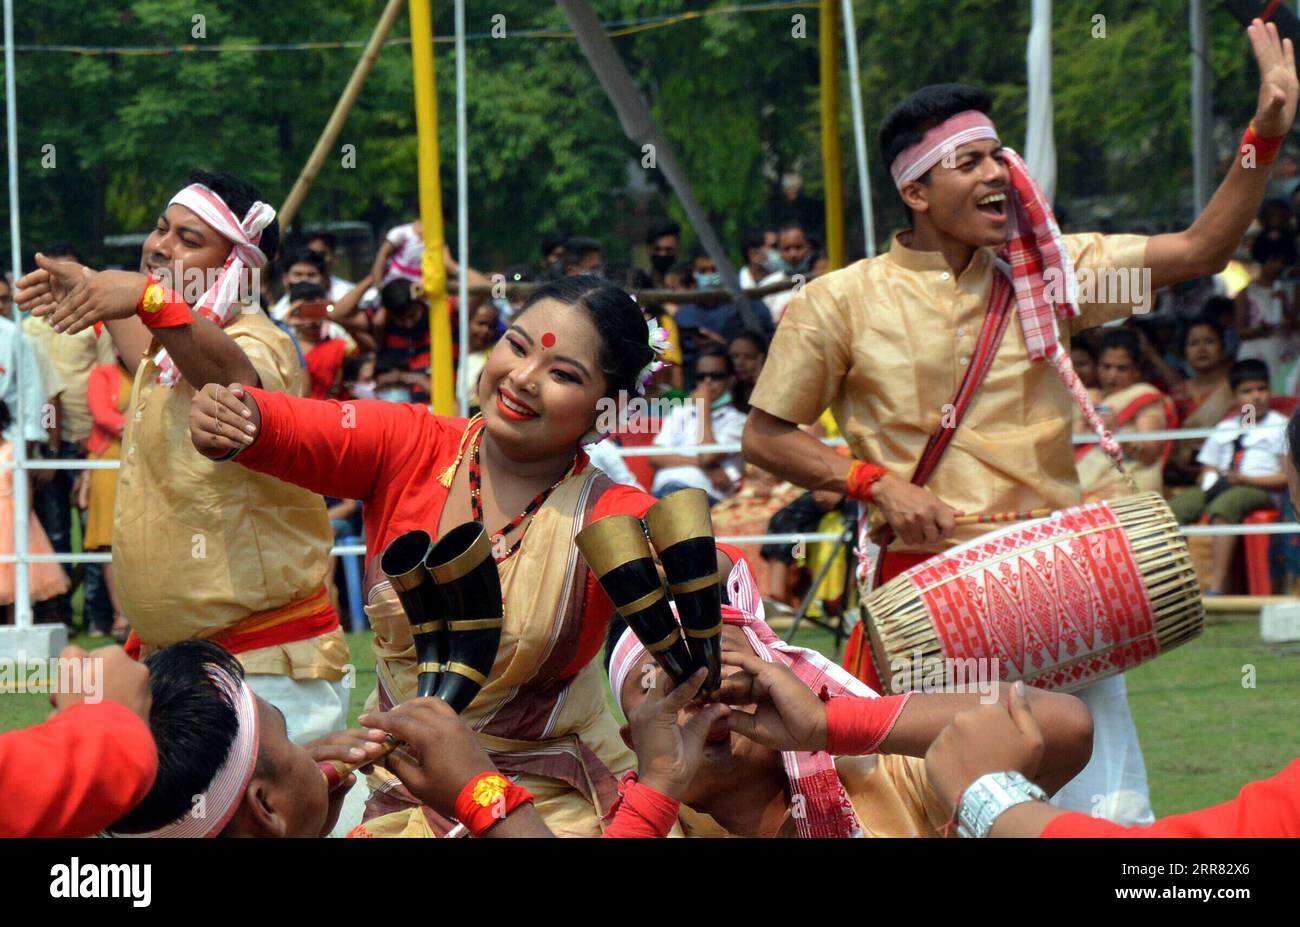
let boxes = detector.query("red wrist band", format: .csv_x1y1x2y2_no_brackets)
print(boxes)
452,771,534,838
824,693,913,756
136,275,193,329
602,771,680,838
1242,121,1285,169
845,460,889,502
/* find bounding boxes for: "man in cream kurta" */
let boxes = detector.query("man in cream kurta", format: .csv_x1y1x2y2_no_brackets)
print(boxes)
16,171,348,744
113,305,347,694
744,55,1299,825
751,231,1148,556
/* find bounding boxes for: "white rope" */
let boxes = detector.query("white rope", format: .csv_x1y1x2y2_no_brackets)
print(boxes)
0,423,1285,468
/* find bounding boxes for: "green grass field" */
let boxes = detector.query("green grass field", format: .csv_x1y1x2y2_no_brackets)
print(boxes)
2,619,1294,818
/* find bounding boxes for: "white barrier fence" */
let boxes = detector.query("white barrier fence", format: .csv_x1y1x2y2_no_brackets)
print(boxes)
3,425,1297,574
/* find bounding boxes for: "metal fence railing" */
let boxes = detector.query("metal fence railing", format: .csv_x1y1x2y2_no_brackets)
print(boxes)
4,422,1296,624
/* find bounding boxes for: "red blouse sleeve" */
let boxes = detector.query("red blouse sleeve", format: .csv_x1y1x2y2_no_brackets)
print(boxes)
237,387,453,505
0,701,158,837
86,364,126,438
1041,759,1300,838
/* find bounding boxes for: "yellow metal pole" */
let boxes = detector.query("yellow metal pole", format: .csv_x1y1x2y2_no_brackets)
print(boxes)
819,0,845,269
409,0,454,415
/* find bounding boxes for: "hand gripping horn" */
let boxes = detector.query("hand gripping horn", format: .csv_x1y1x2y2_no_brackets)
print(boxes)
576,514,695,686
380,529,446,698
644,488,722,697
425,522,504,714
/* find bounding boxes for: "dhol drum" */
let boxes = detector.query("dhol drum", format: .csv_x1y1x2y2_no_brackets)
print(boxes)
861,493,1204,693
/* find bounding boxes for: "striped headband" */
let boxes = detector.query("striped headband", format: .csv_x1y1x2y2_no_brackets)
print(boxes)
115,666,261,838
610,560,868,839
889,110,999,188
151,183,275,388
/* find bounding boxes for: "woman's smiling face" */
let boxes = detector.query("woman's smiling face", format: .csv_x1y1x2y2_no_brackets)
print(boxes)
478,298,610,459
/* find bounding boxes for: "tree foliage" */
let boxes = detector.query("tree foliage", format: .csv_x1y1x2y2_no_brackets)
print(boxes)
0,0,1274,271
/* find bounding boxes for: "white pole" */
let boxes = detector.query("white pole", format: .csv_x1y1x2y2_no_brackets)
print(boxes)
1024,0,1057,200
1190,0,1212,214
4,0,31,627
454,0,470,417
839,0,875,258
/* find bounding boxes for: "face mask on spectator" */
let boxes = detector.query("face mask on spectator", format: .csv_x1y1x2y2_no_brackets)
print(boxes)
695,271,722,289
351,381,377,400
765,248,782,272
780,254,812,276
377,385,412,403
651,253,676,275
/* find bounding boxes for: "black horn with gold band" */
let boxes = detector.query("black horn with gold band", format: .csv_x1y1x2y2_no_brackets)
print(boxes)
380,529,446,698
645,488,723,697
576,514,695,685
425,522,504,714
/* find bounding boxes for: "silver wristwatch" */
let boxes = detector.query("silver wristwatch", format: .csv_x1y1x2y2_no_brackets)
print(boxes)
956,771,1048,839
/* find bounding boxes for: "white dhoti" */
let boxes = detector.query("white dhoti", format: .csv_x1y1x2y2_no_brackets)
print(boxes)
245,674,349,744
1049,673,1154,825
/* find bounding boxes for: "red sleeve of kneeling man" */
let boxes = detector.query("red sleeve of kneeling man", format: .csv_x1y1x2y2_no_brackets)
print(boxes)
824,693,913,756
1042,759,1300,838
0,700,158,838
602,781,681,838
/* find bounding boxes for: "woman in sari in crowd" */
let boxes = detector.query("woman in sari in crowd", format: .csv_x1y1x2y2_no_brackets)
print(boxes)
711,333,802,593
1166,312,1235,487
188,276,746,836
1235,228,1300,393
1077,329,1178,502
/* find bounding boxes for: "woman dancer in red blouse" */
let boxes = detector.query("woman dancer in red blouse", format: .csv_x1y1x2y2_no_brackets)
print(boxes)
189,275,742,836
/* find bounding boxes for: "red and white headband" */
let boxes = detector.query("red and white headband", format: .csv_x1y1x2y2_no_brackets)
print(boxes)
889,110,1000,188
117,666,261,838
152,183,275,387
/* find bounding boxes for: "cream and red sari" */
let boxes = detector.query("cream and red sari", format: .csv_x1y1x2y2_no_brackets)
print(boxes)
1170,377,1234,478
357,468,638,837
231,386,752,836
1077,382,1177,501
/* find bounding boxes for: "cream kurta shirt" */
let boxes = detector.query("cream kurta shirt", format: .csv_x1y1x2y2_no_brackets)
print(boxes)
750,231,1149,555
113,307,345,680
23,316,116,444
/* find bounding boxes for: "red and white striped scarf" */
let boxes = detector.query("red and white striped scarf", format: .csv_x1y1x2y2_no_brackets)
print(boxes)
890,110,1121,464
153,183,275,387
610,560,871,838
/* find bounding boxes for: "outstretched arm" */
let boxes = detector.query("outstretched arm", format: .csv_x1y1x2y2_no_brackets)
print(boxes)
719,652,1093,797
1143,20,1298,289
189,382,427,503
17,256,259,388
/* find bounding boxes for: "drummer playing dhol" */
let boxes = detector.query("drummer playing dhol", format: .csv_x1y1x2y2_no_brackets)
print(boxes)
742,20,1298,825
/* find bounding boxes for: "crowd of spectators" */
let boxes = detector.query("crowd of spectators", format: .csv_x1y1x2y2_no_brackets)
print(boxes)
11,191,1300,633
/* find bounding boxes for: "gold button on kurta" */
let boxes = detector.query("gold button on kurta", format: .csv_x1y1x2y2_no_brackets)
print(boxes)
112,308,345,680
750,231,1149,555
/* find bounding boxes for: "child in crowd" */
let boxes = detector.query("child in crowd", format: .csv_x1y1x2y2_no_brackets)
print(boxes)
1170,358,1289,595
457,301,500,416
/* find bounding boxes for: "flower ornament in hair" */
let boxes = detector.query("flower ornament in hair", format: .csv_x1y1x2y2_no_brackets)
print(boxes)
637,317,673,396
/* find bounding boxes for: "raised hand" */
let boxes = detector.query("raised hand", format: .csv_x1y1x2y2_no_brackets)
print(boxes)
305,727,394,835
717,650,828,752
20,254,148,335
1249,18,1299,139
358,697,498,819
14,253,86,316
628,667,730,801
